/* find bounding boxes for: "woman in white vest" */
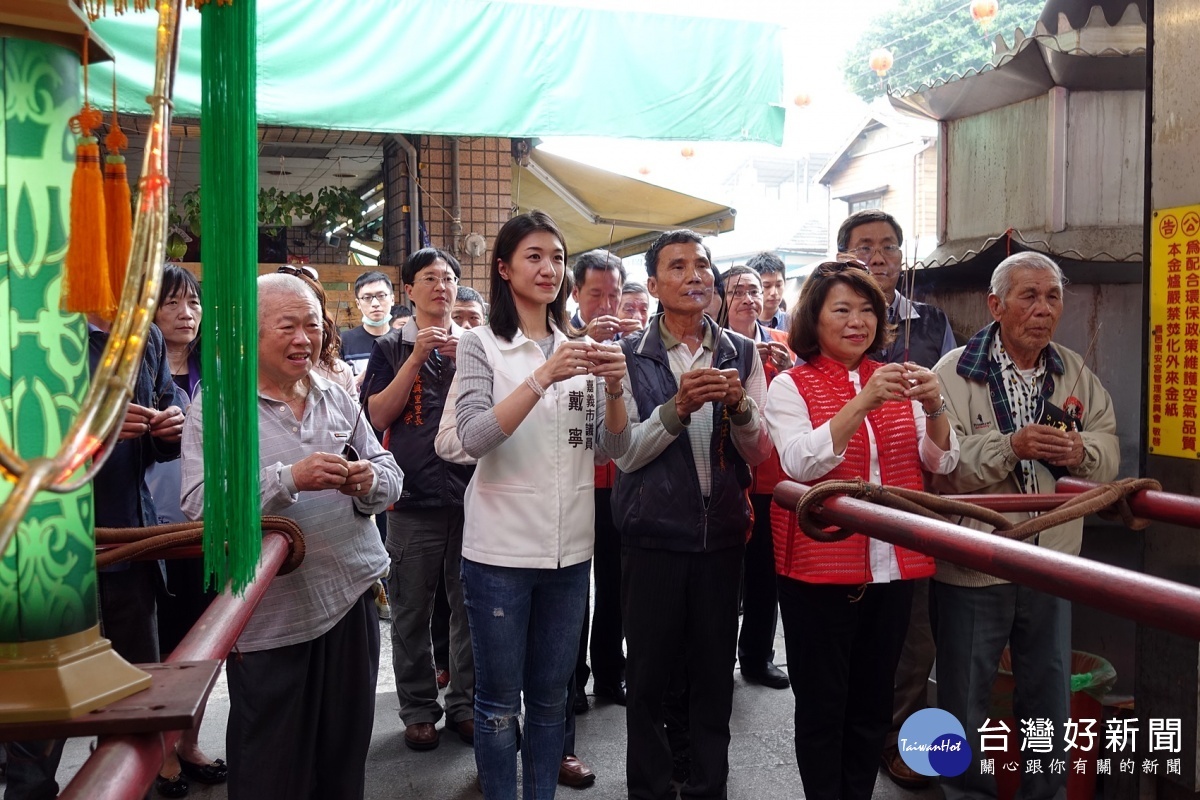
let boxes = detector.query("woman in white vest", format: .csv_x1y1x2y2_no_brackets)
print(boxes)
447,211,630,799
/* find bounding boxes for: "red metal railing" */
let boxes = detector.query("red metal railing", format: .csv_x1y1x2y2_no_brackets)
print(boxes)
935,476,1200,526
772,481,1200,642
58,530,293,800
1057,477,1200,528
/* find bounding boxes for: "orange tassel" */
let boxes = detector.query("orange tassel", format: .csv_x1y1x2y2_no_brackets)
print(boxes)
105,121,132,303
64,134,116,316
63,97,116,316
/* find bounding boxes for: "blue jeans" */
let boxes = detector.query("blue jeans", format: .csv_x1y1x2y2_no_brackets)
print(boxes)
461,558,590,800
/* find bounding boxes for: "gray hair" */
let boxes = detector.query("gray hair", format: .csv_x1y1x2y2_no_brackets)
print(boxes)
989,252,1066,304
257,273,321,324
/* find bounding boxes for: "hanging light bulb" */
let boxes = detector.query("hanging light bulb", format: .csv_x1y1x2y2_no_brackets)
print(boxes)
680,146,695,159
971,0,999,30
869,48,894,78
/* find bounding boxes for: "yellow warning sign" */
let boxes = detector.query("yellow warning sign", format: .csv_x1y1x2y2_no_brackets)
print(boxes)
1149,203,1200,459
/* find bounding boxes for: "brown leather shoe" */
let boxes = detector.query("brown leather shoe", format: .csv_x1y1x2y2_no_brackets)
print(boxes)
558,754,596,789
404,722,440,751
881,745,930,790
446,716,475,746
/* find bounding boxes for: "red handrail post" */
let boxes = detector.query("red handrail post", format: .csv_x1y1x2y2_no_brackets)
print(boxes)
59,530,293,800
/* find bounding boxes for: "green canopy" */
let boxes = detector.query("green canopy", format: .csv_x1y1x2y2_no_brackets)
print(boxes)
89,0,785,144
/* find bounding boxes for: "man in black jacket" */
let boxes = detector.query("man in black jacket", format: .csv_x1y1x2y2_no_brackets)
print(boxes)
613,230,773,800
361,249,475,754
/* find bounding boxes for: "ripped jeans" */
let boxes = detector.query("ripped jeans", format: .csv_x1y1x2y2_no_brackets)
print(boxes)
461,557,590,800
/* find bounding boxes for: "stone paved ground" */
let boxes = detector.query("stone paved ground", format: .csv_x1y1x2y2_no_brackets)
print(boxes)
45,614,942,800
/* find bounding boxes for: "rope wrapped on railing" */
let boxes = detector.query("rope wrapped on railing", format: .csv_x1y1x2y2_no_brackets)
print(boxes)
95,516,306,575
794,477,1162,544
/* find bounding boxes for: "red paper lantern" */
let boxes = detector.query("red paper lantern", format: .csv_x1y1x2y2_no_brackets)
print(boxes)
680,146,695,159
869,48,894,78
637,166,651,175
793,92,812,108
971,0,999,28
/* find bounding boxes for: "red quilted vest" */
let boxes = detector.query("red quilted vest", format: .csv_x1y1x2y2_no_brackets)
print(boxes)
769,355,935,584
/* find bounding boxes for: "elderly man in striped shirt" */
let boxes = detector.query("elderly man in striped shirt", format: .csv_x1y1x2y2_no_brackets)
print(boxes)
181,273,403,800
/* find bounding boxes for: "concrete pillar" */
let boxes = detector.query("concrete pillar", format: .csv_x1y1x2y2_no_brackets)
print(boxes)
1139,0,1200,795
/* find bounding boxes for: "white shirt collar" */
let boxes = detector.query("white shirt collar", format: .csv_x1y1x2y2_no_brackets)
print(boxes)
891,291,921,321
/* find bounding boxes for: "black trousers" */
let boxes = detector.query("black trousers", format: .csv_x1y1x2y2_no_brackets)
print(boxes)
623,544,743,800
777,577,913,800
737,494,779,668
589,488,625,686
226,590,380,800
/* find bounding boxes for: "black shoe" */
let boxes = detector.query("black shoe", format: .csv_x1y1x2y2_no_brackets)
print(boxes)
742,661,790,689
593,679,627,705
572,690,590,715
155,774,189,799
178,757,227,785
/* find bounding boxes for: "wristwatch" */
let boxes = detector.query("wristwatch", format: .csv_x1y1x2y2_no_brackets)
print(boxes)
733,389,751,416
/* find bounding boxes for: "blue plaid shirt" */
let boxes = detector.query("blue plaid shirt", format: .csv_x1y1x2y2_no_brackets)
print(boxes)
955,322,1066,437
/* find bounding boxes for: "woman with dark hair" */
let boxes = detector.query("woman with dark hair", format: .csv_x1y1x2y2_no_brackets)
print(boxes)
281,267,357,398
762,262,958,800
441,210,630,799
146,264,227,797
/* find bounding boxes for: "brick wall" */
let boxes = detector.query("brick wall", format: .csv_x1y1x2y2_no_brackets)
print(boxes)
178,136,512,328
418,135,512,292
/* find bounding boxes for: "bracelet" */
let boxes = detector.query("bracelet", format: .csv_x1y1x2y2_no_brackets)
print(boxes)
923,396,948,419
604,385,624,400
525,373,547,399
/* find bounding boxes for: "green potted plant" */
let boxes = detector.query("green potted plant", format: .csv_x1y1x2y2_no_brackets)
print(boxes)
309,186,365,233
258,188,314,236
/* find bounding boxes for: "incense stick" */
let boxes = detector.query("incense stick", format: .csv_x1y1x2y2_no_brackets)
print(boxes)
1063,322,1103,403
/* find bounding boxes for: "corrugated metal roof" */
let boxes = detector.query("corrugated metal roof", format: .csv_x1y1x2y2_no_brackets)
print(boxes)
916,227,1142,271
889,3,1145,122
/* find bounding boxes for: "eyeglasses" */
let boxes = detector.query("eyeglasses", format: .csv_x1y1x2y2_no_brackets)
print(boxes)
728,287,762,300
414,274,459,288
844,245,903,261
815,261,870,276
358,291,392,305
278,265,320,281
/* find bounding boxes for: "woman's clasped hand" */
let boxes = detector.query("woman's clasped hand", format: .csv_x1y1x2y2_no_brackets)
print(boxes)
858,361,944,412
536,341,626,386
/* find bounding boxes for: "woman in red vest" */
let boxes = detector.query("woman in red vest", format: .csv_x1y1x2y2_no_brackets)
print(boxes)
762,262,958,800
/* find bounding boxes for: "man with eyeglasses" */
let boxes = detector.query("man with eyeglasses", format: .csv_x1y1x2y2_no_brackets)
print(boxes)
360,248,475,754
836,209,956,790
341,270,396,387
837,210,955,370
